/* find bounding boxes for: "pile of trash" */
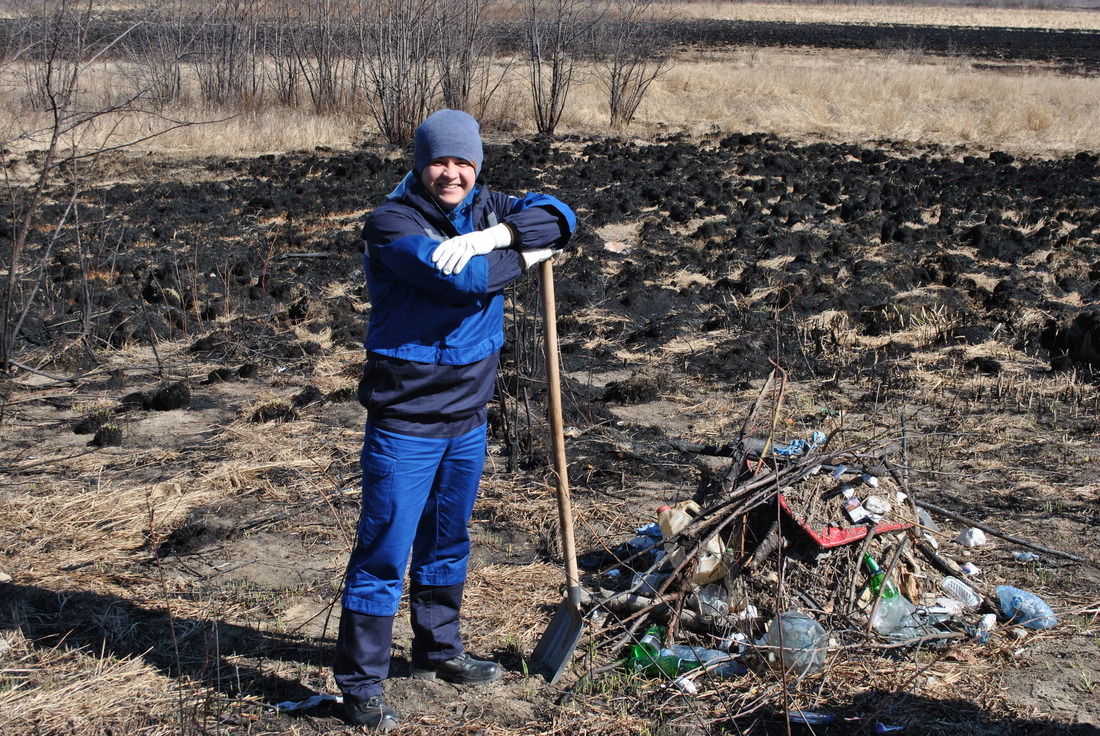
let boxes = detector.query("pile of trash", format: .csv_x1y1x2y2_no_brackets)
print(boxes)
581,391,1061,689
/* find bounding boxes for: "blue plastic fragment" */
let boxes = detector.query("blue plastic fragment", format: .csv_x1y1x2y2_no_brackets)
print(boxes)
773,431,827,457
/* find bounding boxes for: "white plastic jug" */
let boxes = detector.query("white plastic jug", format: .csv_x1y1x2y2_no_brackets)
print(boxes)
657,501,726,585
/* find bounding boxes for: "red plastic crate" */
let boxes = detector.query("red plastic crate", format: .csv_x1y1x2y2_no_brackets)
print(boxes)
778,493,911,548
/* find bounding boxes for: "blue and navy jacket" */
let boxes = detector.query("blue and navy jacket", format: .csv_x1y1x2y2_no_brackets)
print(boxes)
359,173,575,437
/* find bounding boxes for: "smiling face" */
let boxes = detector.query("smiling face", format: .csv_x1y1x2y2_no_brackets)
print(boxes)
420,156,477,209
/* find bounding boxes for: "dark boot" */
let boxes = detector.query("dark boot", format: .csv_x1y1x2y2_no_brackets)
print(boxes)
411,651,503,684
343,695,398,732
409,582,501,684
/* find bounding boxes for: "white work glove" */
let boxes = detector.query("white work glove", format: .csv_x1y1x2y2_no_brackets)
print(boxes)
520,248,560,270
431,223,514,275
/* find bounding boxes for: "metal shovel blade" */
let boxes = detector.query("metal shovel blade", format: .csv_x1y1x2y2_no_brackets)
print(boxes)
530,585,584,685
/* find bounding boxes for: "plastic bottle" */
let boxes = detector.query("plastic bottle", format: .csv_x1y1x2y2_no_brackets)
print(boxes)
939,576,982,609
661,645,748,677
657,501,698,539
996,585,1057,630
630,571,670,596
695,583,730,618
863,554,917,634
765,611,828,676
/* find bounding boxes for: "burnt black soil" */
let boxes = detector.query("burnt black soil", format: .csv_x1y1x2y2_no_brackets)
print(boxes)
21,133,1099,384
661,20,1100,74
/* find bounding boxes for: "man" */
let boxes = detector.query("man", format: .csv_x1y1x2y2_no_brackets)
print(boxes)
334,109,576,730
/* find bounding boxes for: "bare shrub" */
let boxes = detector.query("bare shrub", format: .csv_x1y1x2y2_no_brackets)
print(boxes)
595,0,671,130
520,0,594,135
292,0,353,114
0,0,198,372
354,0,441,144
194,0,264,108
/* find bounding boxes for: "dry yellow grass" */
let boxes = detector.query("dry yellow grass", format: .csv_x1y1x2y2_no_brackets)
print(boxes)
6,46,1094,161
615,48,1100,155
3,0,1098,161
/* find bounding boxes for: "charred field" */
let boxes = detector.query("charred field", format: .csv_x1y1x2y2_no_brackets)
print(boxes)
3,22,1100,736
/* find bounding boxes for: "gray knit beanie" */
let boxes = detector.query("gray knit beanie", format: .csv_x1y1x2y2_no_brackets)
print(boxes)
413,109,483,175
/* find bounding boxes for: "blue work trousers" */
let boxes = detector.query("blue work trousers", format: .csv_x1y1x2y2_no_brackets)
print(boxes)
341,422,487,617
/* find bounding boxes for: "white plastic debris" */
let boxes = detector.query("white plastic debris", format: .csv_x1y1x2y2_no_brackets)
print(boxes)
1013,551,1039,563
673,675,698,694
864,495,892,516
954,528,987,547
719,632,749,653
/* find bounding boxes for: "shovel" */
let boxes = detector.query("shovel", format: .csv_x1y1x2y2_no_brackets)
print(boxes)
529,259,584,685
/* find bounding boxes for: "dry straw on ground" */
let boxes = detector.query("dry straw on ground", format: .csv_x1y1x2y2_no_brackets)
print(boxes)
2,4,1099,736
2,4,1097,159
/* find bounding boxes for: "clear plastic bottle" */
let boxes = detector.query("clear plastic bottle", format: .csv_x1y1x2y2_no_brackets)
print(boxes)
661,645,747,677
695,583,730,618
940,576,982,609
996,585,1057,629
630,571,670,596
765,611,828,676
863,555,917,634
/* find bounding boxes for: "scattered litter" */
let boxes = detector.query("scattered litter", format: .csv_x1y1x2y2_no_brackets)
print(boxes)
585,373,1070,725
274,693,339,712
673,675,698,694
789,712,836,725
772,431,827,457
974,613,997,643
940,576,981,609
954,528,987,547
765,611,828,676
997,586,1057,629
1013,551,1039,563
864,495,891,517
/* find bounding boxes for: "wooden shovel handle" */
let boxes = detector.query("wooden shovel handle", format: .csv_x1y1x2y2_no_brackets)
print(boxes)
539,260,581,599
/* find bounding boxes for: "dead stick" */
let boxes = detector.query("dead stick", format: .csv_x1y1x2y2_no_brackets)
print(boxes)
914,499,1085,563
